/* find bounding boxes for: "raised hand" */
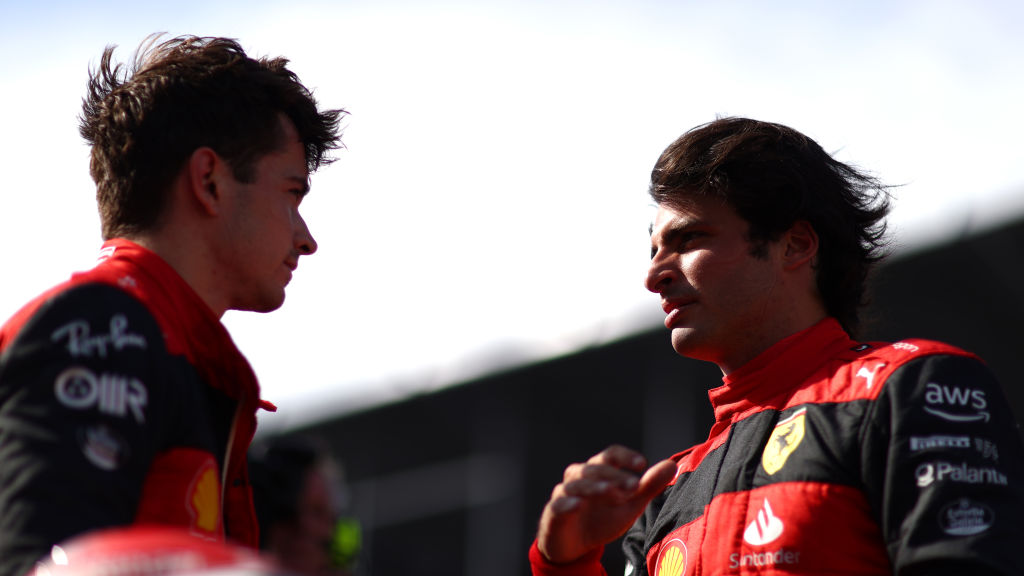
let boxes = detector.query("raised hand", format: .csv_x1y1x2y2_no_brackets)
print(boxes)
536,445,677,564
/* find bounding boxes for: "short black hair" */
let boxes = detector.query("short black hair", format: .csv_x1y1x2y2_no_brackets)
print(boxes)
650,117,891,335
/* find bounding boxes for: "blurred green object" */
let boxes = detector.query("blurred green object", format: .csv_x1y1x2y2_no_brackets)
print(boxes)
330,516,362,570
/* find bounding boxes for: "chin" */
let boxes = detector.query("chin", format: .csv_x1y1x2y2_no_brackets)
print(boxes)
669,328,712,361
669,327,695,349
238,293,286,313
256,302,285,313
260,296,286,312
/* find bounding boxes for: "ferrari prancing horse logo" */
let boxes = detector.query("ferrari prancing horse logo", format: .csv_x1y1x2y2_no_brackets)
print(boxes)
762,408,807,475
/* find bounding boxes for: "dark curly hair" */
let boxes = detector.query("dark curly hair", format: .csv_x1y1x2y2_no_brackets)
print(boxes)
649,117,892,336
79,34,346,239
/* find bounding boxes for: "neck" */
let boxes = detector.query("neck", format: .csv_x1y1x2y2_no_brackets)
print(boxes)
127,230,228,318
710,271,828,376
715,309,828,375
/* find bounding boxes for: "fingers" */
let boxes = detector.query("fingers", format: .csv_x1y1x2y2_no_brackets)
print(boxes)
587,444,649,473
537,448,676,564
548,491,581,515
537,448,677,565
555,480,629,511
558,452,643,504
560,444,647,485
553,448,675,509
636,459,678,500
562,457,675,507
565,461,637,488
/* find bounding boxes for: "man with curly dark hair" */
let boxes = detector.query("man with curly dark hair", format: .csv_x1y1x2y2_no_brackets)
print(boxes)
531,118,1024,575
0,35,345,576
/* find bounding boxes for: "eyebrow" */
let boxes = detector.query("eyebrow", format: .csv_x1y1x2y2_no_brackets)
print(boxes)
287,175,311,195
650,218,704,259
653,217,708,241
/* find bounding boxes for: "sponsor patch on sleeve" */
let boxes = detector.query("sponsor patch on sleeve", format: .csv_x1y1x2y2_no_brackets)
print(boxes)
939,498,994,536
77,423,131,471
54,366,148,424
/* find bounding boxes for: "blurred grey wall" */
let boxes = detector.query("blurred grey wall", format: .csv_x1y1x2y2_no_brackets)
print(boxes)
281,215,1024,576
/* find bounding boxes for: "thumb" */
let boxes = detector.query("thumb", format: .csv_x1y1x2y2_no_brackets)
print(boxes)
633,459,677,503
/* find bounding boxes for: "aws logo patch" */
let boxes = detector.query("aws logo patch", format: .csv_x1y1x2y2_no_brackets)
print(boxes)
655,539,687,576
924,383,990,423
762,409,807,475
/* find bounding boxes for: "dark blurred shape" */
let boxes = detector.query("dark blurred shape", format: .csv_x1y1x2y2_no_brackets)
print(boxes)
248,436,360,576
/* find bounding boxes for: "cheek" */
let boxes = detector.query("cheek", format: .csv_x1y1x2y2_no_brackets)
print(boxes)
686,253,772,304
682,251,739,288
257,204,297,247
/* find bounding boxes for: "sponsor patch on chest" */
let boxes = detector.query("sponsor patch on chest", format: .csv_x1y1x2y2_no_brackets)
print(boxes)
762,409,807,475
653,539,687,576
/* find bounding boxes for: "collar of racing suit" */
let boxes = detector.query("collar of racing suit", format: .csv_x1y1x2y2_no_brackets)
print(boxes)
709,317,856,425
81,239,263,406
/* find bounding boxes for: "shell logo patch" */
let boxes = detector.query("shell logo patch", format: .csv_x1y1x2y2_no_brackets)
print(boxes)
762,408,807,475
188,462,221,534
655,539,687,576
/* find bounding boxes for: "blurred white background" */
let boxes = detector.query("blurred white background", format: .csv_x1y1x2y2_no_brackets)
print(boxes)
2,0,1022,432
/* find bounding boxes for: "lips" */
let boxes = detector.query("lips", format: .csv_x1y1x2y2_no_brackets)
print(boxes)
662,297,696,329
282,260,297,286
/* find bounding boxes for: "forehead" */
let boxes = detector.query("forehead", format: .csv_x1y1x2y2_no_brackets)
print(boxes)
255,117,309,179
651,196,747,235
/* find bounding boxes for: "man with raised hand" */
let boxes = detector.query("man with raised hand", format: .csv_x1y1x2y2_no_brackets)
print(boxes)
531,117,1024,575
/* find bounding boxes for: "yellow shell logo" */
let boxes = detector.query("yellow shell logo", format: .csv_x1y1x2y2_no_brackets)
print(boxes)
190,466,221,532
656,539,687,576
762,408,807,475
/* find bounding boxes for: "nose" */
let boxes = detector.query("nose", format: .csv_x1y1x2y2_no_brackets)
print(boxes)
645,253,674,294
296,214,318,256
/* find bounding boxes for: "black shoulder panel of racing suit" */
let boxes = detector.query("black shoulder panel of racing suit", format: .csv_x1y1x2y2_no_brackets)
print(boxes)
0,283,225,576
861,353,1024,575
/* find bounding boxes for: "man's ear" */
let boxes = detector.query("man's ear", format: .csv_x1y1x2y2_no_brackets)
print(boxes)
187,147,223,216
782,220,819,271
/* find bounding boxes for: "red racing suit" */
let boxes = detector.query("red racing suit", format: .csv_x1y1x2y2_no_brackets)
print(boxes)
530,318,1024,575
0,239,271,576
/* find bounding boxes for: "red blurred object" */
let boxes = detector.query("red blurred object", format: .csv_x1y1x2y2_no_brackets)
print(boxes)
32,525,286,576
